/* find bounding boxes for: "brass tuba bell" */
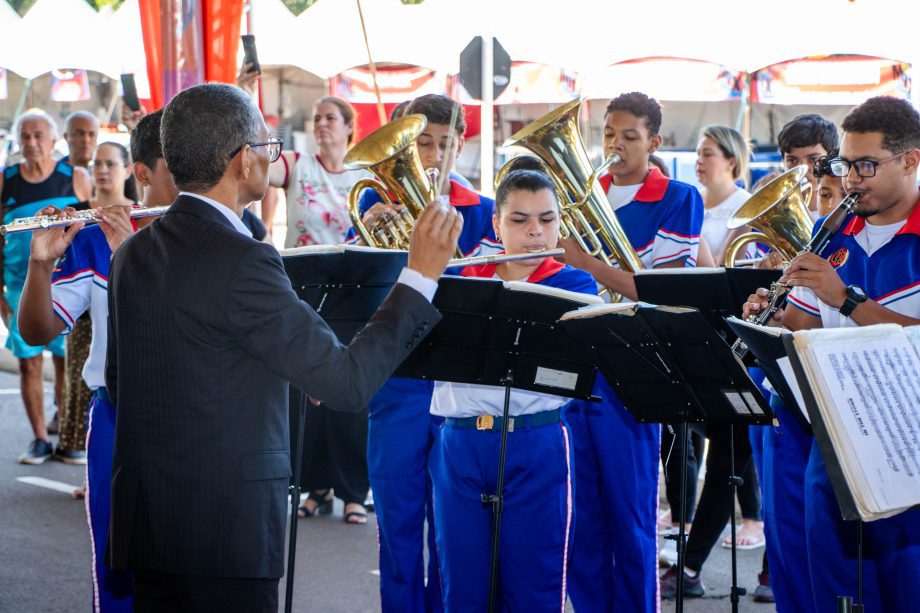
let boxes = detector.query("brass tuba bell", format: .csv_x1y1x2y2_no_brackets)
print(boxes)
502,98,644,273
723,165,815,267
344,114,437,250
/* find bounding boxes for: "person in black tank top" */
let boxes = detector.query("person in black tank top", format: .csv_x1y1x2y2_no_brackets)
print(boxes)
0,108,91,464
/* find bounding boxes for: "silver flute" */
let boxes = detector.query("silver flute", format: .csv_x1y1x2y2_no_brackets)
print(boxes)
447,248,565,268
0,206,170,236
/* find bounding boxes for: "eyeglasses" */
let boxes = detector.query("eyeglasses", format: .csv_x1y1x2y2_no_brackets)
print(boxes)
229,138,283,163
827,152,907,178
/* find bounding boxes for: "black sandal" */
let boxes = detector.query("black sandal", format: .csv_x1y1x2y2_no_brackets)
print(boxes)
344,503,368,525
297,489,333,518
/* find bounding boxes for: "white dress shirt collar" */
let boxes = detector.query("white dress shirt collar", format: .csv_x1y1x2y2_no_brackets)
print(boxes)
180,191,253,238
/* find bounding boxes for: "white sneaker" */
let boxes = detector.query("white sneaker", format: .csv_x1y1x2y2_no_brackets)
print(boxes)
659,536,678,567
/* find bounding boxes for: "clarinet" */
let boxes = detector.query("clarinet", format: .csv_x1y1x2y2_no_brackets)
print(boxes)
732,192,860,358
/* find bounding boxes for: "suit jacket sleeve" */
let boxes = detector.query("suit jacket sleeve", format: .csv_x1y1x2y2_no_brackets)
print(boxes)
226,241,440,412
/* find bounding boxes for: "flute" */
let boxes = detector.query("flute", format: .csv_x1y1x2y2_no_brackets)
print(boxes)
0,205,170,236
448,248,565,268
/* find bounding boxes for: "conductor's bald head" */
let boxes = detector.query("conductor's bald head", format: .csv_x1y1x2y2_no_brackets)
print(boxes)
161,83,265,193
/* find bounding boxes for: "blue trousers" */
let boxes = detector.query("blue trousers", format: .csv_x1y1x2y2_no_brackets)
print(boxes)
566,377,660,613
367,378,442,613
429,419,574,611
761,394,815,613
86,390,133,612
805,441,920,611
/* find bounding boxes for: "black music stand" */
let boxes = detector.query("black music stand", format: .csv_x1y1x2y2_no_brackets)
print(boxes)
634,267,780,347
396,275,600,613
560,303,773,613
280,246,407,613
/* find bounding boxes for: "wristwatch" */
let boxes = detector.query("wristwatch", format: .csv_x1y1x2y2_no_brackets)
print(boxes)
839,285,868,317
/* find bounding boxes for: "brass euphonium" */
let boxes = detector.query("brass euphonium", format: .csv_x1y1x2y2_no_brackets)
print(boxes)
344,114,438,250
501,98,644,272
723,165,815,267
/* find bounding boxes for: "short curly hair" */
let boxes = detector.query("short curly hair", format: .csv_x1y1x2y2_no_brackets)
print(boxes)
605,92,662,136
406,94,466,136
841,96,920,154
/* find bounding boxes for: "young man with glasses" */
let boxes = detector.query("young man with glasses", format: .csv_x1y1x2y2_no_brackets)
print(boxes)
745,95,920,611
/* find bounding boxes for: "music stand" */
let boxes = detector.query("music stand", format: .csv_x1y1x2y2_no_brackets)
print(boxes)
280,245,407,613
560,303,773,613
396,275,600,613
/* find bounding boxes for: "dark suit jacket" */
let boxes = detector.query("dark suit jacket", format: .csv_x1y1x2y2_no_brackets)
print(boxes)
105,194,439,579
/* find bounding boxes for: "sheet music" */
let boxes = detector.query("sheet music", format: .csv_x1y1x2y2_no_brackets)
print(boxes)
502,280,603,305
796,325,920,519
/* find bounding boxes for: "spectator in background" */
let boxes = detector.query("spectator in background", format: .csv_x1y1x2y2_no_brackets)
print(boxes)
0,108,91,464
47,111,101,471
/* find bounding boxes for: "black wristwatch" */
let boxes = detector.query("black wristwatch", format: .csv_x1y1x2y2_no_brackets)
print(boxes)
839,285,868,317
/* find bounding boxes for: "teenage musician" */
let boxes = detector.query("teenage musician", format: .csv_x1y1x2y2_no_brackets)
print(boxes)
559,91,703,612
430,169,596,610
351,94,500,612
745,95,920,612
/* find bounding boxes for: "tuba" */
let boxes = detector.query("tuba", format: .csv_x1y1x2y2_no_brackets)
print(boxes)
723,165,814,267
502,98,644,273
344,114,438,250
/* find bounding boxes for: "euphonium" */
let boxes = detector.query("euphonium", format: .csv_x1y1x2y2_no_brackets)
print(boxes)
723,165,814,267
502,98,644,272
344,114,437,250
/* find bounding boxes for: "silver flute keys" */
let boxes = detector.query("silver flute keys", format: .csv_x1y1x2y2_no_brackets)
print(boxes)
0,206,170,236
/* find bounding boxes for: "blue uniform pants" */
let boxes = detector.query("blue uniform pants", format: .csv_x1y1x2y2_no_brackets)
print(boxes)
429,419,574,611
367,379,442,613
86,390,133,612
566,377,660,613
761,394,815,613
805,441,920,611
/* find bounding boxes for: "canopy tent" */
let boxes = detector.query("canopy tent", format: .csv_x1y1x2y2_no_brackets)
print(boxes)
252,0,919,77
0,0,147,81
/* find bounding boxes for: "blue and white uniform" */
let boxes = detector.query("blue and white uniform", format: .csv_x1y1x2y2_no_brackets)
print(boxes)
2,161,79,358
430,258,596,611
566,167,703,613
51,224,132,613
787,202,920,612
352,179,500,612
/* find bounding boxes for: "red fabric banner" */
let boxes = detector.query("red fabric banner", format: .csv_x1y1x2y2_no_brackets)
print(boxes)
138,0,164,109
203,0,244,84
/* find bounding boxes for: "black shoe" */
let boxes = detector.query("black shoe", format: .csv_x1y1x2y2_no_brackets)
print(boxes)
46,411,59,435
660,564,705,599
52,446,87,465
752,571,775,603
18,439,54,465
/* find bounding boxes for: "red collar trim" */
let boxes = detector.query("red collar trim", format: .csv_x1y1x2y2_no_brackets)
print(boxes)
315,154,346,175
449,180,481,206
597,167,669,202
842,194,920,237
460,251,564,282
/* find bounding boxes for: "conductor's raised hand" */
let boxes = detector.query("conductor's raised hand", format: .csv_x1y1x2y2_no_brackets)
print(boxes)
96,205,135,253
407,200,462,280
742,287,784,326
29,206,84,264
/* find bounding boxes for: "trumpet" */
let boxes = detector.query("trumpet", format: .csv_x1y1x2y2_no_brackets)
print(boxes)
0,205,170,236
731,192,860,358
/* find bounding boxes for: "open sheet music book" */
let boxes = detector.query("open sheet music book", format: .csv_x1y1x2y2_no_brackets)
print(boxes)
786,324,920,521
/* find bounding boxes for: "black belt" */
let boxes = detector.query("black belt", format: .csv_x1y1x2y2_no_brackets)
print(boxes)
444,408,561,432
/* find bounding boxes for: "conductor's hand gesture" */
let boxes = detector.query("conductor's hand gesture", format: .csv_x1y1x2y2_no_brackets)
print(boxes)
407,200,462,280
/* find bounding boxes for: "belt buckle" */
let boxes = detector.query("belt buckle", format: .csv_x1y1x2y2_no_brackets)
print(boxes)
476,415,494,430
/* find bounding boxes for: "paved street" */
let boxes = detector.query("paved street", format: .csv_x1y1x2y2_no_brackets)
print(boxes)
0,367,774,612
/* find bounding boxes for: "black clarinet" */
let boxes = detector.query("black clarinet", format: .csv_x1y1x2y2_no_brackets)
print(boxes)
732,192,860,358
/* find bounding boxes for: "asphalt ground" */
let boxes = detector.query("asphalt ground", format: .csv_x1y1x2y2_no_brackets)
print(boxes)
0,366,774,612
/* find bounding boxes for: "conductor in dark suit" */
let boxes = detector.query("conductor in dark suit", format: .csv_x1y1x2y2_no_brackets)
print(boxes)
105,83,462,612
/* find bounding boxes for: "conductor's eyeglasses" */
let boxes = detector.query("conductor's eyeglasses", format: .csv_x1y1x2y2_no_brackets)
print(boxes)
827,152,906,178
230,138,283,163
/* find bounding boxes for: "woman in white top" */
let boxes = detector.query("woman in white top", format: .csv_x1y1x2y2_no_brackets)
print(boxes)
267,96,372,248
696,125,751,265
